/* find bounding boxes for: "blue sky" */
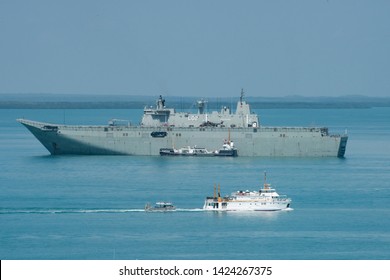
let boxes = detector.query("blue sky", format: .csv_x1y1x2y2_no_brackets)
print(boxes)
1,0,389,97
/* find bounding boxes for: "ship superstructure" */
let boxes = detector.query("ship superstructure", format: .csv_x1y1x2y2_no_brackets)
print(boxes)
141,93,258,128
17,90,348,157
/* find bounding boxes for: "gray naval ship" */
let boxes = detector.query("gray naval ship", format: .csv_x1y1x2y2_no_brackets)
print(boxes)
17,90,348,157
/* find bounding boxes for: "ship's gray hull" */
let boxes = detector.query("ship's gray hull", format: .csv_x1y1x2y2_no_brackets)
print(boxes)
17,119,348,157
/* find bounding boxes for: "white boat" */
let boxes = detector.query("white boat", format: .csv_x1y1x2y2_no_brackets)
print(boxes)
203,172,291,211
145,202,176,212
160,146,213,156
159,141,237,157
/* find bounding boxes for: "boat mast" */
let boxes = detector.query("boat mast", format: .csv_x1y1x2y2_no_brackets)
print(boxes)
264,171,270,189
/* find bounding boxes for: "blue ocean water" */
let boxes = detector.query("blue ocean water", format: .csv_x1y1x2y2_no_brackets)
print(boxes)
1,107,390,260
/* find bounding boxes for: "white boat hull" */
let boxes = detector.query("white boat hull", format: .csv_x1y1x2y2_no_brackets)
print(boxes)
203,198,291,211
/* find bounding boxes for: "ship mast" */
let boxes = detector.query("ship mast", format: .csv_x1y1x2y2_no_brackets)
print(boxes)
264,171,270,189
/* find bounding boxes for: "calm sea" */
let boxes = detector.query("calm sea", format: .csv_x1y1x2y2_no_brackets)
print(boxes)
0,107,389,260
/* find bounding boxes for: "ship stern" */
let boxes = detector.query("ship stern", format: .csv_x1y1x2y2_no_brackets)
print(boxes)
337,135,348,157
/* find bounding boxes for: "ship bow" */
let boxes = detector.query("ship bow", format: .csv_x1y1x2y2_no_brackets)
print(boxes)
17,119,59,154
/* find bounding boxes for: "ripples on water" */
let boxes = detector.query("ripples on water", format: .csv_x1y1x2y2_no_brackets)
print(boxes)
1,108,390,260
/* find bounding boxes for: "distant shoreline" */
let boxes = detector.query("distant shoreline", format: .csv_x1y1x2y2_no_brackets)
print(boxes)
1,94,390,109
0,101,387,109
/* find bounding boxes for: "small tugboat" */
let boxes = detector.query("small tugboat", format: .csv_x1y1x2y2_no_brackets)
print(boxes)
145,202,176,212
203,172,291,211
215,140,237,157
159,140,237,157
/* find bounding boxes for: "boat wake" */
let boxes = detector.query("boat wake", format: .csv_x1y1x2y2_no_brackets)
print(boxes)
1,207,292,215
0,208,205,214
175,208,204,212
0,209,142,214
